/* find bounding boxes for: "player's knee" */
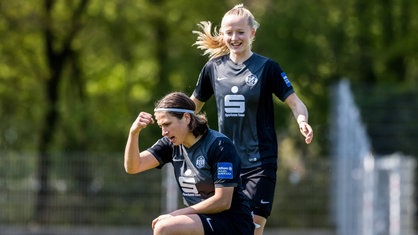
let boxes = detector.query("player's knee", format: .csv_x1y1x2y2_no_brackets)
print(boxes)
153,221,172,235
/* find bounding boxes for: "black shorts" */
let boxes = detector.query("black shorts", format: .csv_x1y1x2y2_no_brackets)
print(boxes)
241,164,277,219
198,212,254,235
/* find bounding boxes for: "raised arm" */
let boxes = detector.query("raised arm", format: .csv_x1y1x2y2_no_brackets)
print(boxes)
124,112,160,174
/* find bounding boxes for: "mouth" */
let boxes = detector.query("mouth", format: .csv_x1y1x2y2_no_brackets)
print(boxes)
230,41,242,49
169,136,180,146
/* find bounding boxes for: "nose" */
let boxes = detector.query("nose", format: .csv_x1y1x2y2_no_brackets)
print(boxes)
161,127,168,136
231,32,239,40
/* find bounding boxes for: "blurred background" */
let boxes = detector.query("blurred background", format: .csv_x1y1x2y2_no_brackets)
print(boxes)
0,0,417,234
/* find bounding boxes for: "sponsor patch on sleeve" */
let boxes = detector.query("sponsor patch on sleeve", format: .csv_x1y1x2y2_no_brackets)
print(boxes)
217,162,233,179
281,72,292,87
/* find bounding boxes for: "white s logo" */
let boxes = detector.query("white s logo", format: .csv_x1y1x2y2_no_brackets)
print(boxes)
224,95,245,113
178,176,198,194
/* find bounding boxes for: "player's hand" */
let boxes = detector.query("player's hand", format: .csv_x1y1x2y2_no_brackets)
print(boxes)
152,214,173,229
130,112,154,135
299,121,313,144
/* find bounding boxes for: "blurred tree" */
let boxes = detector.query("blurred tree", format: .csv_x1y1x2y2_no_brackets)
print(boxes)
35,0,90,224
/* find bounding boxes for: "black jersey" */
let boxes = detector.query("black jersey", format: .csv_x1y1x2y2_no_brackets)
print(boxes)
192,53,294,168
147,129,251,214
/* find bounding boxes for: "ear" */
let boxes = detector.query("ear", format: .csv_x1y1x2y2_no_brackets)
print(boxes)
251,29,256,38
183,113,191,124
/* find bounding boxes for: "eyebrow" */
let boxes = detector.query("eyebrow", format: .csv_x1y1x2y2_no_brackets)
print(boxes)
157,120,170,127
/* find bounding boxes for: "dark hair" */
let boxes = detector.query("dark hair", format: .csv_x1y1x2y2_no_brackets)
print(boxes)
155,92,208,137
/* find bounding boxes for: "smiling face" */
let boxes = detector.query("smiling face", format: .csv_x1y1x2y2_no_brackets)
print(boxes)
221,14,255,62
155,111,193,147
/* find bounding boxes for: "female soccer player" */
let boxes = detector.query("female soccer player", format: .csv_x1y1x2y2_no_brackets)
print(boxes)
124,92,254,235
190,4,314,235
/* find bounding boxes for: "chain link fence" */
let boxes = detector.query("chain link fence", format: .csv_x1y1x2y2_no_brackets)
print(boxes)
330,80,416,235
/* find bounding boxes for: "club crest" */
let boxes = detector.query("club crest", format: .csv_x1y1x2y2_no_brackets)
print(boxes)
245,74,258,86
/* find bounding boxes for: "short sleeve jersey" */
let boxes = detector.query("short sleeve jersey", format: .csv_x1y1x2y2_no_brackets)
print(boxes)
147,129,251,214
192,53,294,168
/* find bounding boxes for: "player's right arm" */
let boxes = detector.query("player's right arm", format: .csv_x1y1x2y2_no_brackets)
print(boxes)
190,95,205,113
124,112,160,174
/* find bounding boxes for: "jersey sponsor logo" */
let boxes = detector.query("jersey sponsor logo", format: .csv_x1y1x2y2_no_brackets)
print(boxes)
224,94,245,117
184,169,192,176
217,162,233,179
178,176,199,194
245,74,258,86
281,72,292,87
196,155,205,169
224,86,245,117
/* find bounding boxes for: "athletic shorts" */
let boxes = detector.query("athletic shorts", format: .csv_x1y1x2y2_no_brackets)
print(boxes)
241,164,277,219
198,212,254,235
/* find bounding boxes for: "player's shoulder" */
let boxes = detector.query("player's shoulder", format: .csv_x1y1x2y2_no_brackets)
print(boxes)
206,129,233,145
207,55,229,66
206,129,226,139
252,53,278,66
213,133,236,152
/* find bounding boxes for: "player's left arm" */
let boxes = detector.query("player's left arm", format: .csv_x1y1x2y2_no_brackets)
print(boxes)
169,138,238,215
285,93,314,144
169,186,234,217
152,187,234,228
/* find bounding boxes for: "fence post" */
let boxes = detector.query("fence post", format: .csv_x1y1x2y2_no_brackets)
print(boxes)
162,164,178,213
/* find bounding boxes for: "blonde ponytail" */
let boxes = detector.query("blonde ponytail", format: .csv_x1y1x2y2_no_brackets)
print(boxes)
192,21,229,60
